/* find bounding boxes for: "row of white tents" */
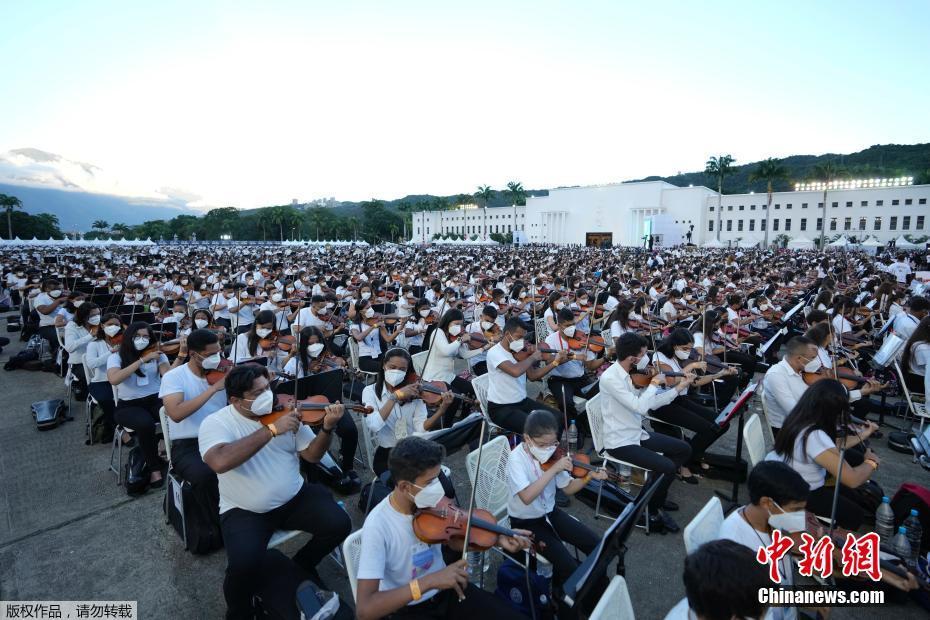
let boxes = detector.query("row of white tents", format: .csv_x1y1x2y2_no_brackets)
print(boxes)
703,235,923,253
0,237,371,247
406,237,500,246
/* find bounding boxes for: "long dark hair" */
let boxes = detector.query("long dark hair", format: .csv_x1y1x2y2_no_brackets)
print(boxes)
691,310,719,340
902,315,930,373
436,308,464,339
74,301,100,327
296,325,328,376
773,379,851,459
657,328,693,359
606,300,633,330
248,309,277,356
118,321,152,376
94,313,122,341
376,347,412,399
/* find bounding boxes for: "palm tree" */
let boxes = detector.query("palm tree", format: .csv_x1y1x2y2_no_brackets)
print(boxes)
308,208,325,241
704,155,736,241
475,185,494,207
348,216,360,242
111,222,130,238
506,181,527,206
0,193,23,239
287,210,302,240
811,162,849,249
748,158,789,248
258,211,272,241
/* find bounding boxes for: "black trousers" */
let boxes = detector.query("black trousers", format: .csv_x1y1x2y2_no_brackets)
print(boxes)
69,363,88,397
388,585,526,620
437,376,476,428
722,349,757,386
38,324,60,355
905,372,924,395
88,381,116,438
471,361,488,376
607,434,692,511
806,484,865,531
220,482,352,620
358,354,382,374
548,374,599,419
510,508,600,586
115,393,163,470
171,438,220,525
699,374,739,408
333,410,359,472
650,396,721,464
488,397,563,435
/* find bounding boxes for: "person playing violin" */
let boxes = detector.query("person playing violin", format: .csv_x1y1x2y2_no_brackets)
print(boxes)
294,295,335,339
228,283,256,335
211,282,235,332
159,329,228,525
85,312,123,442
544,308,603,421
232,310,284,370
199,364,352,620
542,290,566,334
421,309,481,427
507,411,607,603
34,278,68,356
259,289,300,333
355,436,531,620
404,299,433,355
464,306,500,376
351,298,403,373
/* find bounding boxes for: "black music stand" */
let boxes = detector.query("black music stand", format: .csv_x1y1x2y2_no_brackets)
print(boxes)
121,312,155,326
561,477,661,611
274,369,342,401
710,382,757,510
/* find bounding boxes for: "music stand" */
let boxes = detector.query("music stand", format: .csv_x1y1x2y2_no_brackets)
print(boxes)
710,381,757,509
274,369,342,401
561,476,662,610
121,312,155,326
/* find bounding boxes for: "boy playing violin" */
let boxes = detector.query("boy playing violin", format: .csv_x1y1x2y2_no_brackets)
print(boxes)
356,436,532,620
507,410,607,597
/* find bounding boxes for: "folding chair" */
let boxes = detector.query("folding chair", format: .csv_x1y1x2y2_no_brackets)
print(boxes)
743,414,767,469
470,373,509,435
758,387,776,443
534,317,549,344
683,496,724,554
588,574,635,620
342,529,365,603
82,359,100,445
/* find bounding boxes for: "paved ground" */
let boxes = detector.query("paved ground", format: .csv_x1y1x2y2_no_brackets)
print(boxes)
0,319,924,619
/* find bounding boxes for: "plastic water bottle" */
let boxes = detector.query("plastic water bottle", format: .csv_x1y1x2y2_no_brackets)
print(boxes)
904,509,923,566
875,496,895,548
892,526,912,563
467,550,488,582
618,463,632,493
567,419,578,454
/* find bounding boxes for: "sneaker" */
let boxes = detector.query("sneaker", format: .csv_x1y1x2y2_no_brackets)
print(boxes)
662,500,679,512
658,511,680,533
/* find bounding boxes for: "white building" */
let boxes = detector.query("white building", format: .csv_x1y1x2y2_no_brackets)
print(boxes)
410,179,930,247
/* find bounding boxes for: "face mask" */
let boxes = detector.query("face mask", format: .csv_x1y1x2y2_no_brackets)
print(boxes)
674,349,690,360
520,291,527,298
256,328,273,338
760,304,769,311
180,279,189,285
194,319,209,329
240,292,249,299
133,337,150,351
103,325,121,337
684,294,692,301
361,292,371,300
635,354,650,370
803,358,821,373
528,442,557,463
481,320,494,330
247,389,275,416
87,315,101,326
246,279,254,286
578,298,588,305
150,305,160,313
555,302,565,310
448,324,462,336
308,343,325,358
200,353,222,370
326,302,335,309
271,293,283,303
173,312,185,321
509,338,525,353
410,478,445,509
384,368,407,387
49,289,62,298
135,293,144,300
113,285,123,292
73,300,85,308
767,501,807,533
563,325,576,337
364,307,375,319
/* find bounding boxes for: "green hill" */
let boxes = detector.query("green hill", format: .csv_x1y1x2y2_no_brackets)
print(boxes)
628,143,930,193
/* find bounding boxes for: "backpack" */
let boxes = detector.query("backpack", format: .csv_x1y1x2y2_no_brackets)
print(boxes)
86,403,114,445
124,444,150,496
358,471,394,515
891,483,930,554
494,558,556,620
31,399,70,430
164,473,224,554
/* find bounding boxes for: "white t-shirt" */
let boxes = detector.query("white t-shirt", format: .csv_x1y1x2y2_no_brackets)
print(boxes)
85,339,117,383
356,495,444,605
544,331,585,379
506,443,571,520
486,343,526,404
362,384,428,448
198,404,314,514
351,322,382,359
766,428,834,490
35,292,59,327
211,293,231,320
107,352,167,400
158,364,227,440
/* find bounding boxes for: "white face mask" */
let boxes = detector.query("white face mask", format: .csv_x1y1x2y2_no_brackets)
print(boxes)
384,368,407,387
767,501,807,533
180,279,189,285
49,289,62,298
480,320,494,330
635,353,650,370
448,324,462,336
150,305,160,313
509,338,525,353
87,315,101,326
520,291,527,298
803,358,821,373
173,312,185,320
200,353,222,370
326,302,335,309
103,324,121,337
73,300,84,308
246,389,275,416
240,292,249,299
194,319,209,329
308,343,325,358
410,478,445,509
528,442,557,463
674,349,691,360
256,328,273,338
555,302,565,310
135,293,144,300
113,285,123,292
271,293,283,303
133,337,150,351
419,310,430,318
563,325,576,337
760,304,769,311
364,307,375,318
361,292,371,300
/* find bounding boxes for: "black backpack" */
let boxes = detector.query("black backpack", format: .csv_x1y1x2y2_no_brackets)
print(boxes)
124,444,150,496
163,474,224,554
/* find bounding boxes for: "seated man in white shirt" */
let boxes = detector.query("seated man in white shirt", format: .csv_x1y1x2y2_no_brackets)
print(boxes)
199,364,352,620
890,295,929,342
598,332,695,533
159,329,229,523
355,436,530,620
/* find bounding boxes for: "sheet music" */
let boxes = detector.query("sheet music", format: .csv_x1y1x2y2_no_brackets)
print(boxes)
759,327,787,355
780,300,804,323
416,411,482,441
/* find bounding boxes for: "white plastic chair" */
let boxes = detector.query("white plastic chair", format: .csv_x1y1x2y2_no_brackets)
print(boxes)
347,338,378,383
342,529,365,603
683,496,724,554
588,575,635,620
465,436,512,523
743,414,767,468
470,373,508,435
758,389,776,443
894,360,929,433
534,317,549,344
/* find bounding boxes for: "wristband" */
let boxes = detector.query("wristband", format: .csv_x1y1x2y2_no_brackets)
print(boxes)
865,458,878,470
410,579,422,601
267,423,278,438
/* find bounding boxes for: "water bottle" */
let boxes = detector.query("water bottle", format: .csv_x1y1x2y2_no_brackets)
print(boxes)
904,509,923,566
467,550,488,582
875,496,895,548
567,419,578,454
618,463,632,493
892,526,912,563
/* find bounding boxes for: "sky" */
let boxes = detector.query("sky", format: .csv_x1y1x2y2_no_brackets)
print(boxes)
1,0,928,210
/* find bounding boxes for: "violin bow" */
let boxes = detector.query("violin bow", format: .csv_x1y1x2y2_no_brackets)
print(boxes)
829,306,840,381
460,417,489,573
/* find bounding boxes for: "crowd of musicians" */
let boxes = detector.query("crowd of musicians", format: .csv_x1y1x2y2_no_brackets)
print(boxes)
3,242,928,619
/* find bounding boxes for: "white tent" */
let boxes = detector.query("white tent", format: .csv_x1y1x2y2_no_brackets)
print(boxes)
859,237,882,255
703,238,725,248
894,235,921,249
826,236,850,250
787,236,815,249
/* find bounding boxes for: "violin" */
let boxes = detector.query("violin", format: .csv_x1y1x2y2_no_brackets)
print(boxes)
540,447,623,482
630,369,686,388
565,332,606,354
205,358,235,385
413,496,539,553
395,372,479,406
259,334,297,352
802,367,883,391
143,337,182,356
512,344,573,362
365,312,402,326
261,394,373,427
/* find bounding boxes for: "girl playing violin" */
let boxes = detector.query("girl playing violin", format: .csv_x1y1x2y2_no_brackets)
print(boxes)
464,305,501,376
543,308,603,420
542,290,565,334
421,309,481,427
507,410,606,598
232,310,284,370
404,300,433,355
351,298,403,373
